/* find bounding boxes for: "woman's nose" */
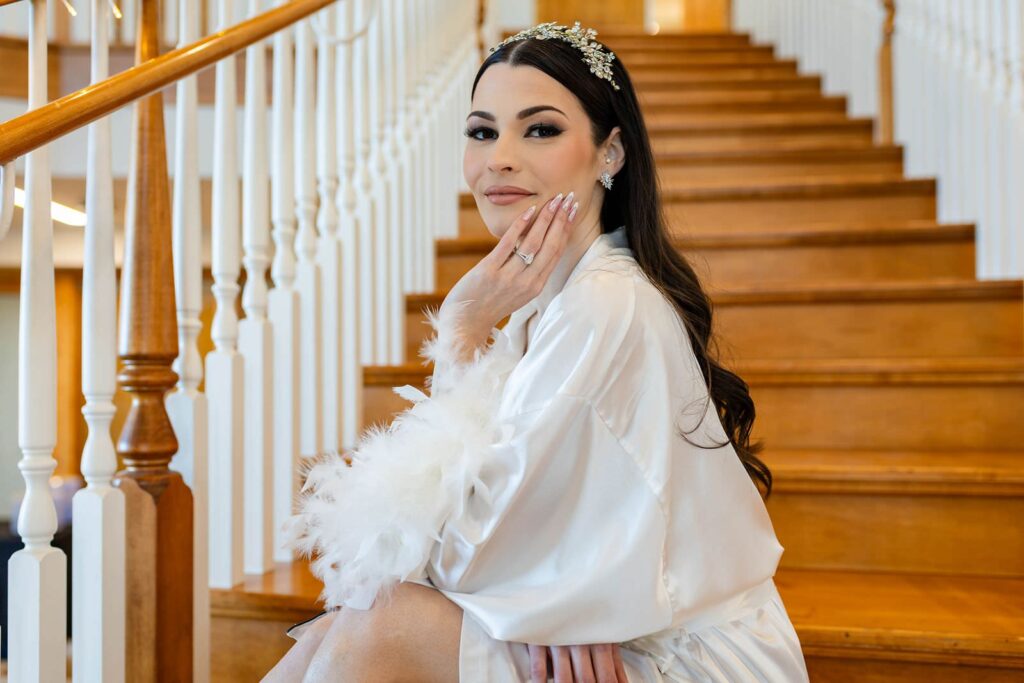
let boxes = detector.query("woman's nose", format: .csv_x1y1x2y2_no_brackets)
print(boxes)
485,136,520,174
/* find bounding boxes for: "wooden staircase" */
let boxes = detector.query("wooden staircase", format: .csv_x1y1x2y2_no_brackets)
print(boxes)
207,31,1024,681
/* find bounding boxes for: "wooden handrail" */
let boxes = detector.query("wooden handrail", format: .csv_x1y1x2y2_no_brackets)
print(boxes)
0,0,337,165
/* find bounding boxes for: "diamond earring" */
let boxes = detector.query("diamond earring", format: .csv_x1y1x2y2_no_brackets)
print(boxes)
599,170,614,190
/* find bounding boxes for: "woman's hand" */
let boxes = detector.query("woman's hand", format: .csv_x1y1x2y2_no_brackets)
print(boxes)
528,643,629,683
440,190,580,363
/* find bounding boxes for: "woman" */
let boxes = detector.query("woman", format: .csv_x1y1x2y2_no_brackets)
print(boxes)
268,22,809,682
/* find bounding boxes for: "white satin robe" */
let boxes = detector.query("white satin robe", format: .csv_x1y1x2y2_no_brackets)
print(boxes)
287,225,809,682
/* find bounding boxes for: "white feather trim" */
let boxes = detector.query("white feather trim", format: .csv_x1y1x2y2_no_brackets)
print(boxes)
283,301,521,610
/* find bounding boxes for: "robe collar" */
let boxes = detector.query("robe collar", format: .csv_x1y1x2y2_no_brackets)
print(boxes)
499,224,630,356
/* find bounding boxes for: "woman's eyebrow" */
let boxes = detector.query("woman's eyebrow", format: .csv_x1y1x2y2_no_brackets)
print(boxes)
466,105,568,121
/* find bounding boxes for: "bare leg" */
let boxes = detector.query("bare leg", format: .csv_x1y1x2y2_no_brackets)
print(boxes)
262,611,337,682
302,583,463,683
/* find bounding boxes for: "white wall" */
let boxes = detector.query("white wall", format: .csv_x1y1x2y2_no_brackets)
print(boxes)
493,0,535,30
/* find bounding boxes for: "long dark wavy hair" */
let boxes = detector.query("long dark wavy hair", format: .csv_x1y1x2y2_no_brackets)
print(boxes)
473,33,772,496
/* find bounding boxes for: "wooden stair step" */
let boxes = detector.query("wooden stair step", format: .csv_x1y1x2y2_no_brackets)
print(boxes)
362,358,1024,452
436,221,975,290
639,89,841,106
634,73,822,90
614,45,779,65
208,563,1024,681
780,568,1024,680
458,178,935,237
766,449,1024,575
650,120,874,153
643,95,848,115
629,61,799,78
404,280,1023,360
646,110,852,127
654,146,902,183
600,33,753,50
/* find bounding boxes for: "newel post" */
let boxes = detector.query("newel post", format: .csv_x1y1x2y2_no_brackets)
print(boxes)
113,0,194,679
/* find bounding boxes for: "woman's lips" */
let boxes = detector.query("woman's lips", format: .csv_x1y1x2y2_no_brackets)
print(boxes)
486,192,535,206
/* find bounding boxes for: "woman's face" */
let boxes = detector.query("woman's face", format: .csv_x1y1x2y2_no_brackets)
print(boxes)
463,63,622,239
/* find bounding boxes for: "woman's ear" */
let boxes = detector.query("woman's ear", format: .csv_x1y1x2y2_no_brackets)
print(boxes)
602,127,626,178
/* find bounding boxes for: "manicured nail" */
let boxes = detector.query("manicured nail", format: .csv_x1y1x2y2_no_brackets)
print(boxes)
521,204,537,220
568,201,579,222
561,191,575,212
548,192,563,211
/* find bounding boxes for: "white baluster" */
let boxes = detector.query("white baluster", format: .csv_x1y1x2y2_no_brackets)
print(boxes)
316,5,343,452
207,0,245,590
72,1,126,680
1006,0,1024,276
239,0,274,576
295,17,324,458
336,0,364,450
167,0,210,675
269,15,300,563
8,1,66,679
383,0,407,365
354,0,378,364
364,0,390,365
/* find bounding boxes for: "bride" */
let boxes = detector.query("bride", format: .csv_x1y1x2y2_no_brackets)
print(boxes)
265,21,809,683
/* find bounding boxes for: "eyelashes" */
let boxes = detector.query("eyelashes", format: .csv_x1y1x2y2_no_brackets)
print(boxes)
462,123,563,141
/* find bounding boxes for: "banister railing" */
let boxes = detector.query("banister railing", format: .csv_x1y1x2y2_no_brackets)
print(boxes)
0,0,337,165
2,0,480,679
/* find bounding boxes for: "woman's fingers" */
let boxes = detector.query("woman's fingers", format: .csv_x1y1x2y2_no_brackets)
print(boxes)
551,645,574,683
612,644,628,683
590,644,619,683
489,202,540,265
528,644,549,683
569,645,597,683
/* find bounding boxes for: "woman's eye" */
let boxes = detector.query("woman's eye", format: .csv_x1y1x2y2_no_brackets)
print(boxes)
462,124,563,141
463,126,496,141
527,124,562,138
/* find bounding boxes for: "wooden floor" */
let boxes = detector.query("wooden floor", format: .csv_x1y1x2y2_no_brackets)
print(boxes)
9,28,1008,682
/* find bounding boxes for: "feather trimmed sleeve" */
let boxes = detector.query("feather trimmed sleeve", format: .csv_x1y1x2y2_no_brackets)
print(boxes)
283,301,523,610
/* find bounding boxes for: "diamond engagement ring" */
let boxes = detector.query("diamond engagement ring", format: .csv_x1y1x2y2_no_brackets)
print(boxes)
513,244,535,266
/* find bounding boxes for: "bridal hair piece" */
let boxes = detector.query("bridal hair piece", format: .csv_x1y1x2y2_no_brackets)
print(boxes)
490,21,622,91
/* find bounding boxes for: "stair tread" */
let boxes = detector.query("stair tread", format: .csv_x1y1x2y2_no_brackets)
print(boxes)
648,114,863,133
652,145,900,164
411,278,1021,307
368,357,1024,387
210,561,1024,665
439,221,973,254
766,449,1024,494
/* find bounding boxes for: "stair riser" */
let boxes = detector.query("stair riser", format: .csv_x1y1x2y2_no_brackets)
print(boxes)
437,240,975,291
805,656,1024,682
658,157,901,182
663,192,934,230
619,50,778,66
647,111,851,126
651,129,873,152
637,78,820,93
630,64,799,79
603,37,753,50
404,297,1021,361
714,298,1023,359
768,492,1024,576
640,91,834,105
643,99,846,114
752,383,1024,451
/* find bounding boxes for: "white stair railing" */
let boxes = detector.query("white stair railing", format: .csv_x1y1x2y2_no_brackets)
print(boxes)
733,0,1024,279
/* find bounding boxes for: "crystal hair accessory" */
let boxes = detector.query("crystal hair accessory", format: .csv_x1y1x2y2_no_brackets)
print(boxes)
489,21,621,92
